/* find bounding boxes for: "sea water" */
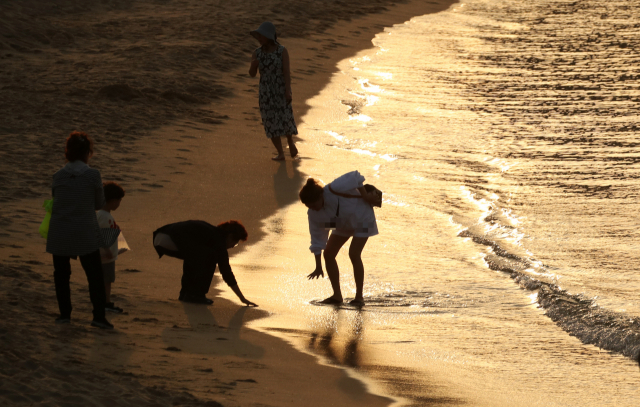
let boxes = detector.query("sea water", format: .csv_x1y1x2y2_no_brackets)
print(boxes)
230,0,640,405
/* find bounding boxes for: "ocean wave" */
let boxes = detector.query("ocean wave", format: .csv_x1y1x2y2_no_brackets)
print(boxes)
460,229,640,361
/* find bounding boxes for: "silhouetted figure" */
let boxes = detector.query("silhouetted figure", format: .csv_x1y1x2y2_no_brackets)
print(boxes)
46,131,113,329
299,171,379,305
153,220,257,307
97,181,127,314
249,21,299,161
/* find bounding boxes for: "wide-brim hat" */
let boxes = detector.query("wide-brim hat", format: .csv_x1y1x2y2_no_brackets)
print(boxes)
250,21,277,42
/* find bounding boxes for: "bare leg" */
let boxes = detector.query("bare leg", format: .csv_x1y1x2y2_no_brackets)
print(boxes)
270,136,285,160
321,233,350,304
348,237,369,305
286,135,298,158
105,281,112,303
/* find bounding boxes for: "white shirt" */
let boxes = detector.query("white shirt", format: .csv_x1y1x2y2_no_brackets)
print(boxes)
307,170,378,254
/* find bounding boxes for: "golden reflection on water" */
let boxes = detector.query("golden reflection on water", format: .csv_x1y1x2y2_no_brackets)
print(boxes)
306,308,363,368
234,0,640,405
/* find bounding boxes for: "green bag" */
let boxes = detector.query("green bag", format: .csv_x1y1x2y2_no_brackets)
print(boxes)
39,199,54,239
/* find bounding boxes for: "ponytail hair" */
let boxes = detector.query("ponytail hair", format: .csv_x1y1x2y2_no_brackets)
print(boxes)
299,178,324,206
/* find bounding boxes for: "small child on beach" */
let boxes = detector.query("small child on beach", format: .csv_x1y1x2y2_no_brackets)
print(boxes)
97,181,126,313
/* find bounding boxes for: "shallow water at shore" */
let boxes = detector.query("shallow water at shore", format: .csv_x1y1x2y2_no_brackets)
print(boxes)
231,0,640,405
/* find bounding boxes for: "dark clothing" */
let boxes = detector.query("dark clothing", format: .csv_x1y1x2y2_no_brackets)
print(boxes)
181,256,216,298
53,250,106,320
153,221,238,298
256,45,298,138
47,161,105,256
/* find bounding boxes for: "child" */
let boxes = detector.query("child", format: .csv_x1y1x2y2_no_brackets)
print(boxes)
97,181,126,313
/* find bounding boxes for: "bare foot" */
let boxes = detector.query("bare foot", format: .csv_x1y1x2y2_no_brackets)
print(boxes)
348,298,365,307
290,145,299,158
319,296,343,305
271,154,285,161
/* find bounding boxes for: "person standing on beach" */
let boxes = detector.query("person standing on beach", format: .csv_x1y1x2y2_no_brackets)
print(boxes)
46,132,113,329
299,171,379,306
249,21,299,161
152,220,257,307
97,181,126,314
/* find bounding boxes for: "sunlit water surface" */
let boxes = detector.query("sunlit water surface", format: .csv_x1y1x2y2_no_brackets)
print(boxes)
229,0,640,405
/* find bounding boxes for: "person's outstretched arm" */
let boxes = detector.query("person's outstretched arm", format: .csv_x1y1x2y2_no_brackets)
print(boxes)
308,253,324,279
229,284,257,307
217,246,257,306
282,47,292,104
307,215,329,279
249,50,259,77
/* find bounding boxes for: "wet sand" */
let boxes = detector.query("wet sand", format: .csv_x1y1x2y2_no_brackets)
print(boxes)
0,0,457,406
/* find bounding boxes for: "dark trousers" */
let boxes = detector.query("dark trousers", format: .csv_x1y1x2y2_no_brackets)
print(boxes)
180,254,217,298
53,250,106,320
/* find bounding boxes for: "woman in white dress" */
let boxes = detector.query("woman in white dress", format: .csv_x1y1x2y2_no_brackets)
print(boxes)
299,170,378,305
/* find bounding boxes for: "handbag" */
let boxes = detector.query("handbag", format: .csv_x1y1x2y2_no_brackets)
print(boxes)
117,232,131,254
39,199,54,238
328,184,382,208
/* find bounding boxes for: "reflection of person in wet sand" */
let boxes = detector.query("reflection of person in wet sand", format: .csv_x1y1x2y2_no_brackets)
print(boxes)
153,220,257,307
249,21,299,161
299,171,379,306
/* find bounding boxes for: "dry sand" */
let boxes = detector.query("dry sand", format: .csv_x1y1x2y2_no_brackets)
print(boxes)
0,0,456,405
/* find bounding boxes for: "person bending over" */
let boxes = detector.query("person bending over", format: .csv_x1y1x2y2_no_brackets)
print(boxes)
299,170,379,306
153,220,257,307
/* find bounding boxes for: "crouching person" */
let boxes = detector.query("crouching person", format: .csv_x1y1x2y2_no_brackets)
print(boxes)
153,220,257,307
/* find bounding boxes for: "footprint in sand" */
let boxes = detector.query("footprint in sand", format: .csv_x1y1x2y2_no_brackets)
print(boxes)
134,318,160,323
236,379,257,383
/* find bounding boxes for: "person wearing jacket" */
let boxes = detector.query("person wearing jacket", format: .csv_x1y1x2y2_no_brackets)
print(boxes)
46,131,113,329
153,220,257,307
299,170,379,306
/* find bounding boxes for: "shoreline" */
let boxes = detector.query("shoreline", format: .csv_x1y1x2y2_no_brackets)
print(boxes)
0,0,458,406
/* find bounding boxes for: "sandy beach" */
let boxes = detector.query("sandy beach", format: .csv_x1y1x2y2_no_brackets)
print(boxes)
0,1,456,406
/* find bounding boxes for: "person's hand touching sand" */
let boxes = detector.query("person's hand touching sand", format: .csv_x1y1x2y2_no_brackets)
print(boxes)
242,299,258,307
153,220,258,307
230,284,258,307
